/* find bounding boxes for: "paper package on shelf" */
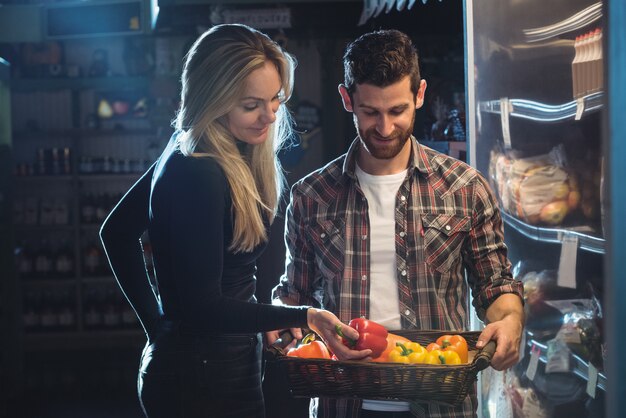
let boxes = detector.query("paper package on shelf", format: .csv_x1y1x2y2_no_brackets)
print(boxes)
489,146,580,226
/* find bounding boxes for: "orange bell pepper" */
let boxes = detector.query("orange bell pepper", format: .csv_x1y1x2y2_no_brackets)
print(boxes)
371,332,411,362
426,342,442,352
287,333,331,359
435,334,468,363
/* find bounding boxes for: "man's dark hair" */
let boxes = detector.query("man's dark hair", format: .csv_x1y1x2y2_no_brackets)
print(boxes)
343,29,421,96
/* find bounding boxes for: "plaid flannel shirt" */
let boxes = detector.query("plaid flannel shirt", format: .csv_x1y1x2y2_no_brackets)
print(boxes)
273,137,523,418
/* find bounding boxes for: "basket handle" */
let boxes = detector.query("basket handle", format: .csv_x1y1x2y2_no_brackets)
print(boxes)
473,340,496,371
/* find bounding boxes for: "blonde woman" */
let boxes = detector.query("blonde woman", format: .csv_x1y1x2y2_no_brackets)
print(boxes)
100,24,370,418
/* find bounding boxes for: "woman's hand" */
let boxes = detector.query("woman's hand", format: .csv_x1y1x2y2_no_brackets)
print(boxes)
306,308,372,360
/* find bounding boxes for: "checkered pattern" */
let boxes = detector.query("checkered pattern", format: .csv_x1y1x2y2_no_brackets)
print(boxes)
273,137,523,418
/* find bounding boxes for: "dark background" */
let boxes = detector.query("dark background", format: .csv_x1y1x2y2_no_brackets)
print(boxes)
0,1,465,417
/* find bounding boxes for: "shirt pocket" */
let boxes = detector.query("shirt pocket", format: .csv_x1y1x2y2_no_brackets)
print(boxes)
421,213,471,274
306,218,345,279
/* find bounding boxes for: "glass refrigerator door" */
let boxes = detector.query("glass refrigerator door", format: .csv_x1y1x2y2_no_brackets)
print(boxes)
1,57,21,409
464,1,607,417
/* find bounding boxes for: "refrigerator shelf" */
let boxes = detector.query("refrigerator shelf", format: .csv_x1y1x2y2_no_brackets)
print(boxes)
501,212,605,254
523,2,602,43
526,331,606,392
479,91,603,123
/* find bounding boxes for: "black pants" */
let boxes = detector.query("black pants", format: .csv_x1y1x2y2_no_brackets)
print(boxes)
138,321,264,418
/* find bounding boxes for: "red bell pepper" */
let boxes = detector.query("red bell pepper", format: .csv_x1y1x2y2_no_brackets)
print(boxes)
335,317,388,358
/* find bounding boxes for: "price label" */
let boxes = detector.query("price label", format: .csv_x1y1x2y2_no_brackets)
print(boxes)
557,234,578,288
500,97,512,149
526,345,540,381
575,97,585,121
587,362,598,398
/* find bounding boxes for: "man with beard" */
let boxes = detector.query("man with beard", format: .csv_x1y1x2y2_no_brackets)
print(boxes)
269,30,524,418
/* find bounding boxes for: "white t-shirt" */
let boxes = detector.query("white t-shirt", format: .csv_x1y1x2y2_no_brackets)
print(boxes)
355,164,410,412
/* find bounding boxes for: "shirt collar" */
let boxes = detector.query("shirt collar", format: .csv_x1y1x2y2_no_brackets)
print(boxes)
342,136,434,179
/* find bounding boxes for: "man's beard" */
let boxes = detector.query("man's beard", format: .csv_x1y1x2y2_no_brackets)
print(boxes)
357,113,415,160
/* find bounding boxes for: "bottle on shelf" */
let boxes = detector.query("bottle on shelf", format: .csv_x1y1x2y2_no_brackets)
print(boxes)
95,193,109,224
39,197,55,226
16,240,34,279
80,193,96,225
83,286,104,330
82,240,105,277
53,197,71,225
39,289,60,332
23,196,38,225
22,289,42,332
62,147,72,175
54,240,75,279
102,287,123,329
33,239,54,280
57,288,76,331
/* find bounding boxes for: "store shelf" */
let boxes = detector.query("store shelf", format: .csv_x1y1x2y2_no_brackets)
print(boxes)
15,225,75,232
21,278,77,286
81,276,116,285
13,128,156,140
24,329,144,351
479,91,603,122
78,174,141,182
502,212,605,254
523,2,602,42
11,76,151,93
15,175,73,182
526,331,606,391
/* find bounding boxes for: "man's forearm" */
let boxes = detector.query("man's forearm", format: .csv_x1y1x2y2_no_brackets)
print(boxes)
485,293,525,325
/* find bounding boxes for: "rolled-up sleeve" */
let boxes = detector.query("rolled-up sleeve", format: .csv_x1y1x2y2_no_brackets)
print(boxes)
464,174,524,320
272,183,321,308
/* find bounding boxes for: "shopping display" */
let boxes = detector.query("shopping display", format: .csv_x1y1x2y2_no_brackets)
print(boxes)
465,0,606,416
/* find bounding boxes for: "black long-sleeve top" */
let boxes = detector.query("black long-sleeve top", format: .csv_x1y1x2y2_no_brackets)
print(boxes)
100,133,309,335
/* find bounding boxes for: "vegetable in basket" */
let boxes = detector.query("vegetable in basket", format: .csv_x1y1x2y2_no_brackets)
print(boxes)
371,332,410,362
423,348,462,365
335,317,388,358
435,334,469,363
388,342,428,364
287,333,331,359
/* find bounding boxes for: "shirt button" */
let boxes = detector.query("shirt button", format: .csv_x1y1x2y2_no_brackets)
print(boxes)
401,270,407,276
445,225,451,231
361,275,367,281
399,231,406,237
404,309,410,316
361,234,367,240
400,196,406,202
320,233,326,238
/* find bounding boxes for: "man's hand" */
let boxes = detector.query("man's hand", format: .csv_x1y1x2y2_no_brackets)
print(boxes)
264,328,303,350
476,314,523,370
478,293,525,370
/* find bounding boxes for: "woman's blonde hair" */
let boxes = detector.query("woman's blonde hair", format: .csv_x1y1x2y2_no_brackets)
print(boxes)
175,24,295,253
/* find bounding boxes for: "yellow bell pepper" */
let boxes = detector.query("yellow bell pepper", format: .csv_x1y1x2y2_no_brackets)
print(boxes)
423,348,462,365
388,341,428,364
440,349,462,365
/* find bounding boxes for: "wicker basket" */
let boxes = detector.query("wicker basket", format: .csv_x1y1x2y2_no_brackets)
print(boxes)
269,330,495,407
